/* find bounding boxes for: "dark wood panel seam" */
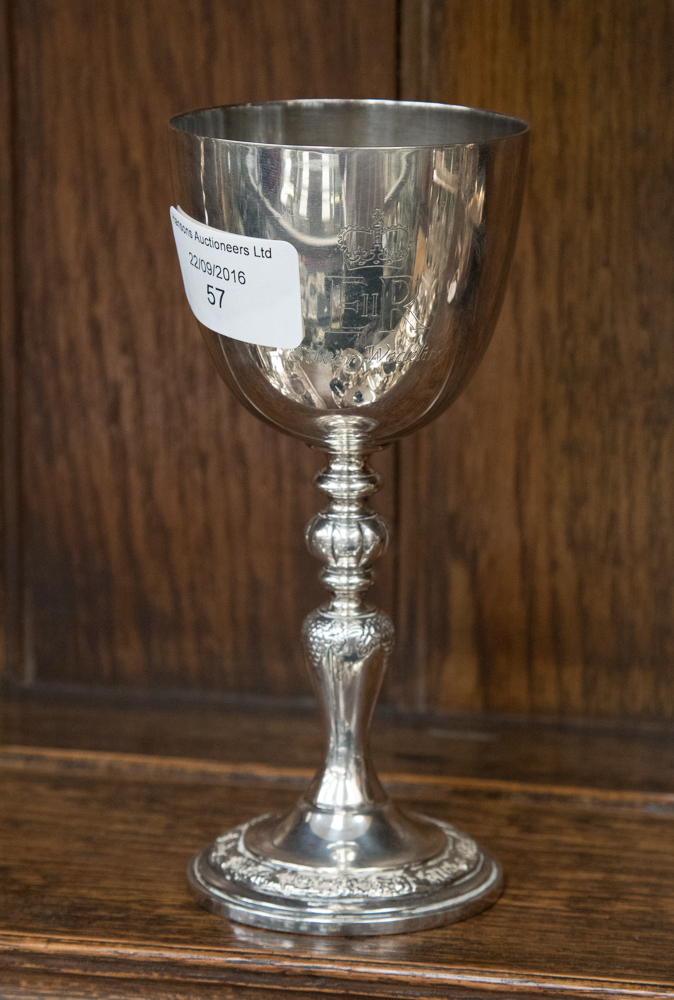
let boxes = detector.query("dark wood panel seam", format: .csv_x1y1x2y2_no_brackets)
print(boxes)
394,0,402,101
0,0,24,682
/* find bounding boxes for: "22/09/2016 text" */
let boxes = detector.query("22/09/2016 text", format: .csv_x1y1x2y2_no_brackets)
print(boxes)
189,253,246,285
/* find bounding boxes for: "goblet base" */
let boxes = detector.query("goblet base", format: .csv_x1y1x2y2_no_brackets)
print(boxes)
188,814,502,936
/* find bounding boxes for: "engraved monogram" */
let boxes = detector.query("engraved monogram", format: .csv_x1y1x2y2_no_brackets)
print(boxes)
210,817,480,901
332,208,415,334
323,274,415,332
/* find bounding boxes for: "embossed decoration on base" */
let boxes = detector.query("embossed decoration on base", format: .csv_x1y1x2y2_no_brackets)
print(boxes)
188,815,503,936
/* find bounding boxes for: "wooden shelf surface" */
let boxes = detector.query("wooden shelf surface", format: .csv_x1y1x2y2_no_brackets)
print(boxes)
1,697,673,998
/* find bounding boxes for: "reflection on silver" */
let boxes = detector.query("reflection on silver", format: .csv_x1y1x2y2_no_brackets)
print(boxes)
169,99,529,935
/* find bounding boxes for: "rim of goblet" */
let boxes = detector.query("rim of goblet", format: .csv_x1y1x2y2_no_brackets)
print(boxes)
168,98,530,151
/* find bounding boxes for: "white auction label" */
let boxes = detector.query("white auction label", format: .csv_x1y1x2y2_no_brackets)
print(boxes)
170,207,303,350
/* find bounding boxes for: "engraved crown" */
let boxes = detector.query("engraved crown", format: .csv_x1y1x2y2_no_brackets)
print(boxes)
337,209,409,269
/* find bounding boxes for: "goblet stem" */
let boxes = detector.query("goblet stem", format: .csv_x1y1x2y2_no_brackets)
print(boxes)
302,416,393,814
243,416,447,870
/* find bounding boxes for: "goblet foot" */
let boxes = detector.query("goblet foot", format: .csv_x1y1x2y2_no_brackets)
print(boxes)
188,814,502,936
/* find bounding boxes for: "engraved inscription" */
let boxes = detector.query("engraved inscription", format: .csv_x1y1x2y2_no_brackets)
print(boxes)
249,206,434,409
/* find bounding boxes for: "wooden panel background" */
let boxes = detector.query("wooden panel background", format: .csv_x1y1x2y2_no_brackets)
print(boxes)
2,0,396,696
396,0,674,718
1,0,674,720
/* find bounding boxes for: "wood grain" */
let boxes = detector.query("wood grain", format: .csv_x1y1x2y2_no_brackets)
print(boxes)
396,0,674,718
0,971,322,1000
0,746,673,997
5,0,397,692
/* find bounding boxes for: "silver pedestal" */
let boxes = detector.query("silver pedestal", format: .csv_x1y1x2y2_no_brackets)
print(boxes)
187,418,502,935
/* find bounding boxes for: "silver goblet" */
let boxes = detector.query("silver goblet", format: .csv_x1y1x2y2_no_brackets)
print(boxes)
168,99,529,935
